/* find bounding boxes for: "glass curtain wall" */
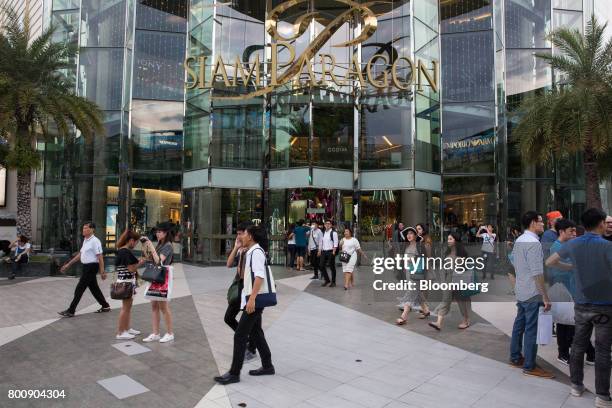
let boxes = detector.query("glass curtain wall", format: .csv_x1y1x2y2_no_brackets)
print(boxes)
440,0,497,238
183,1,441,263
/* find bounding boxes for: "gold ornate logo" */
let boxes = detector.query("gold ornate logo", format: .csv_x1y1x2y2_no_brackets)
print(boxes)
184,1,438,99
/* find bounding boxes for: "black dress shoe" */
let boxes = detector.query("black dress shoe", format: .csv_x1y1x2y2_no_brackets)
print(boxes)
249,366,275,376
214,372,240,384
58,310,75,318
321,281,330,287
330,282,336,287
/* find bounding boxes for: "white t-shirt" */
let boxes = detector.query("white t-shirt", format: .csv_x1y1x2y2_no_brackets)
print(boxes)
241,244,268,309
15,242,31,256
481,232,496,253
341,237,361,255
80,235,103,264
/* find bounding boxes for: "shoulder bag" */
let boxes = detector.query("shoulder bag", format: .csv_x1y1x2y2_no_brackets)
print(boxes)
245,248,277,308
142,261,166,283
111,281,134,299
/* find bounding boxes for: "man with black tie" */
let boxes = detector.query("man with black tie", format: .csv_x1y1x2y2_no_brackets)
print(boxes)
318,220,338,287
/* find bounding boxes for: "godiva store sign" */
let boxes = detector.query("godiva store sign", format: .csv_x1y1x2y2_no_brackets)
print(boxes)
184,0,439,99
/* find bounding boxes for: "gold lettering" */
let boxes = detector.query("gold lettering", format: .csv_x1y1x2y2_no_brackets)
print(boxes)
184,57,198,90
343,54,365,87
198,56,208,89
271,41,296,86
366,54,389,89
210,55,231,87
391,57,416,90
417,59,438,93
292,56,319,86
320,53,343,86
232,55,261,87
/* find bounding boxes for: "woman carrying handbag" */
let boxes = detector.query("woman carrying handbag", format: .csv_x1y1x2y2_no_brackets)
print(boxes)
113,230,144,340
141,223,175,343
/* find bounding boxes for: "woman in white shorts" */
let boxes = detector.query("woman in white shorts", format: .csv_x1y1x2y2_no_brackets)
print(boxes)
339,227,368,290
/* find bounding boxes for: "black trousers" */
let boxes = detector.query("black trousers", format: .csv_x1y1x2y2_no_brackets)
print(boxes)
68,263,109,314
320,250,336,283
229,309,273,376
557,323,595,360
224,300,256,354
309,249,320,277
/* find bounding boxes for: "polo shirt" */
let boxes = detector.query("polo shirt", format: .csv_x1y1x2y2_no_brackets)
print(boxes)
557,232,612,304
80,235,103,264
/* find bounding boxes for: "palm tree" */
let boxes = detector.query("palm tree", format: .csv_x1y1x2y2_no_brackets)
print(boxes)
513,16,612,209
0,7,104,238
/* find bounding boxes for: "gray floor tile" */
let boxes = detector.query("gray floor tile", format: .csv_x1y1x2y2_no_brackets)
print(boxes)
97,375,150,399
111,341,151,356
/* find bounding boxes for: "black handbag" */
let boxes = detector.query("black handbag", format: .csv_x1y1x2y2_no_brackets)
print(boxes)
142,262,166,283
339,251,351,263
110,282,134,299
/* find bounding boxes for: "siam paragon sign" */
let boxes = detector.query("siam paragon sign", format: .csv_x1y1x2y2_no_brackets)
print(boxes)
184,0,439,99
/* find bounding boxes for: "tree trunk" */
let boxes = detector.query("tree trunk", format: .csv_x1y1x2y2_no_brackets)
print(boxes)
583,144,602,210
16,169,33,239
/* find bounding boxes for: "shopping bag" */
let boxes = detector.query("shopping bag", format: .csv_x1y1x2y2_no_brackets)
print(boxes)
551,302,575,325
536,308,553,345
144,265,173,302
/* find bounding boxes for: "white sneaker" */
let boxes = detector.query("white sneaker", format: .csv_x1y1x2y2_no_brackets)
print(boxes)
595,397,612,408
128,328,141,335
143,333,160,342
116,331,135,340
159,333,174,343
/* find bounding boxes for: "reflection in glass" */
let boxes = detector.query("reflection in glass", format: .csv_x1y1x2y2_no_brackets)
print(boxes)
505,49,551,98
415,93,441,173
442,103,495,174
271,96,309,168
78,48,124,110
442,30,494,103
210,104,264,169
130,173,182,238
131,100,184,171
312,101,353,170
553,9,583,33
505,0,551,48
80,0,126,47
52,10,79,45
136,0,187,33
53,0,79,11
508,180,554,228
553,0,582,10
184,102,210,171
133,30,186,101
360,101,412,170
441,0,492,34
443,176,497,227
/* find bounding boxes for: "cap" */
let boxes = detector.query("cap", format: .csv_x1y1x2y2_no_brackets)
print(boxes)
546,211,563,221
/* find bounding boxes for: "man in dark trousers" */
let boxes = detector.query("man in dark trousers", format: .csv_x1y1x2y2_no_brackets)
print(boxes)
318,220,338,287
58,222,110,317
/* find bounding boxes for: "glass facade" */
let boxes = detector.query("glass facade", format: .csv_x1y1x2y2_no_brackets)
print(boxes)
40,0,187,252
38,1,611,261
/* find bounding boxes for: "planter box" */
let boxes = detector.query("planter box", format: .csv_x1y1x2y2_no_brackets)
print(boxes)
0,261,58,278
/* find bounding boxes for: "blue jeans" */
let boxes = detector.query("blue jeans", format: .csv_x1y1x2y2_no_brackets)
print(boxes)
510,299,542,370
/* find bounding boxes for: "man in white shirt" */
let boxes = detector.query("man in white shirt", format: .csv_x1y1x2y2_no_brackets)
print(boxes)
476,224,496,280
308,221,323,280
318,220,339,287
58,222,110,317
509,211,553,379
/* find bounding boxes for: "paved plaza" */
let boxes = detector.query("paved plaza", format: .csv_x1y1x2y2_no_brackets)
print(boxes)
0,263,602,408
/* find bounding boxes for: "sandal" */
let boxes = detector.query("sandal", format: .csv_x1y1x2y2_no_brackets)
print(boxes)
396,318,407,325
428,322,441,331
95,307,111,313
417,311,431,319
458,322,471,329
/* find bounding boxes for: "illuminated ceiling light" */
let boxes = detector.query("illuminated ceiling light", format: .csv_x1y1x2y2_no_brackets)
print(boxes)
290,137,298,146
382,135,393,146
